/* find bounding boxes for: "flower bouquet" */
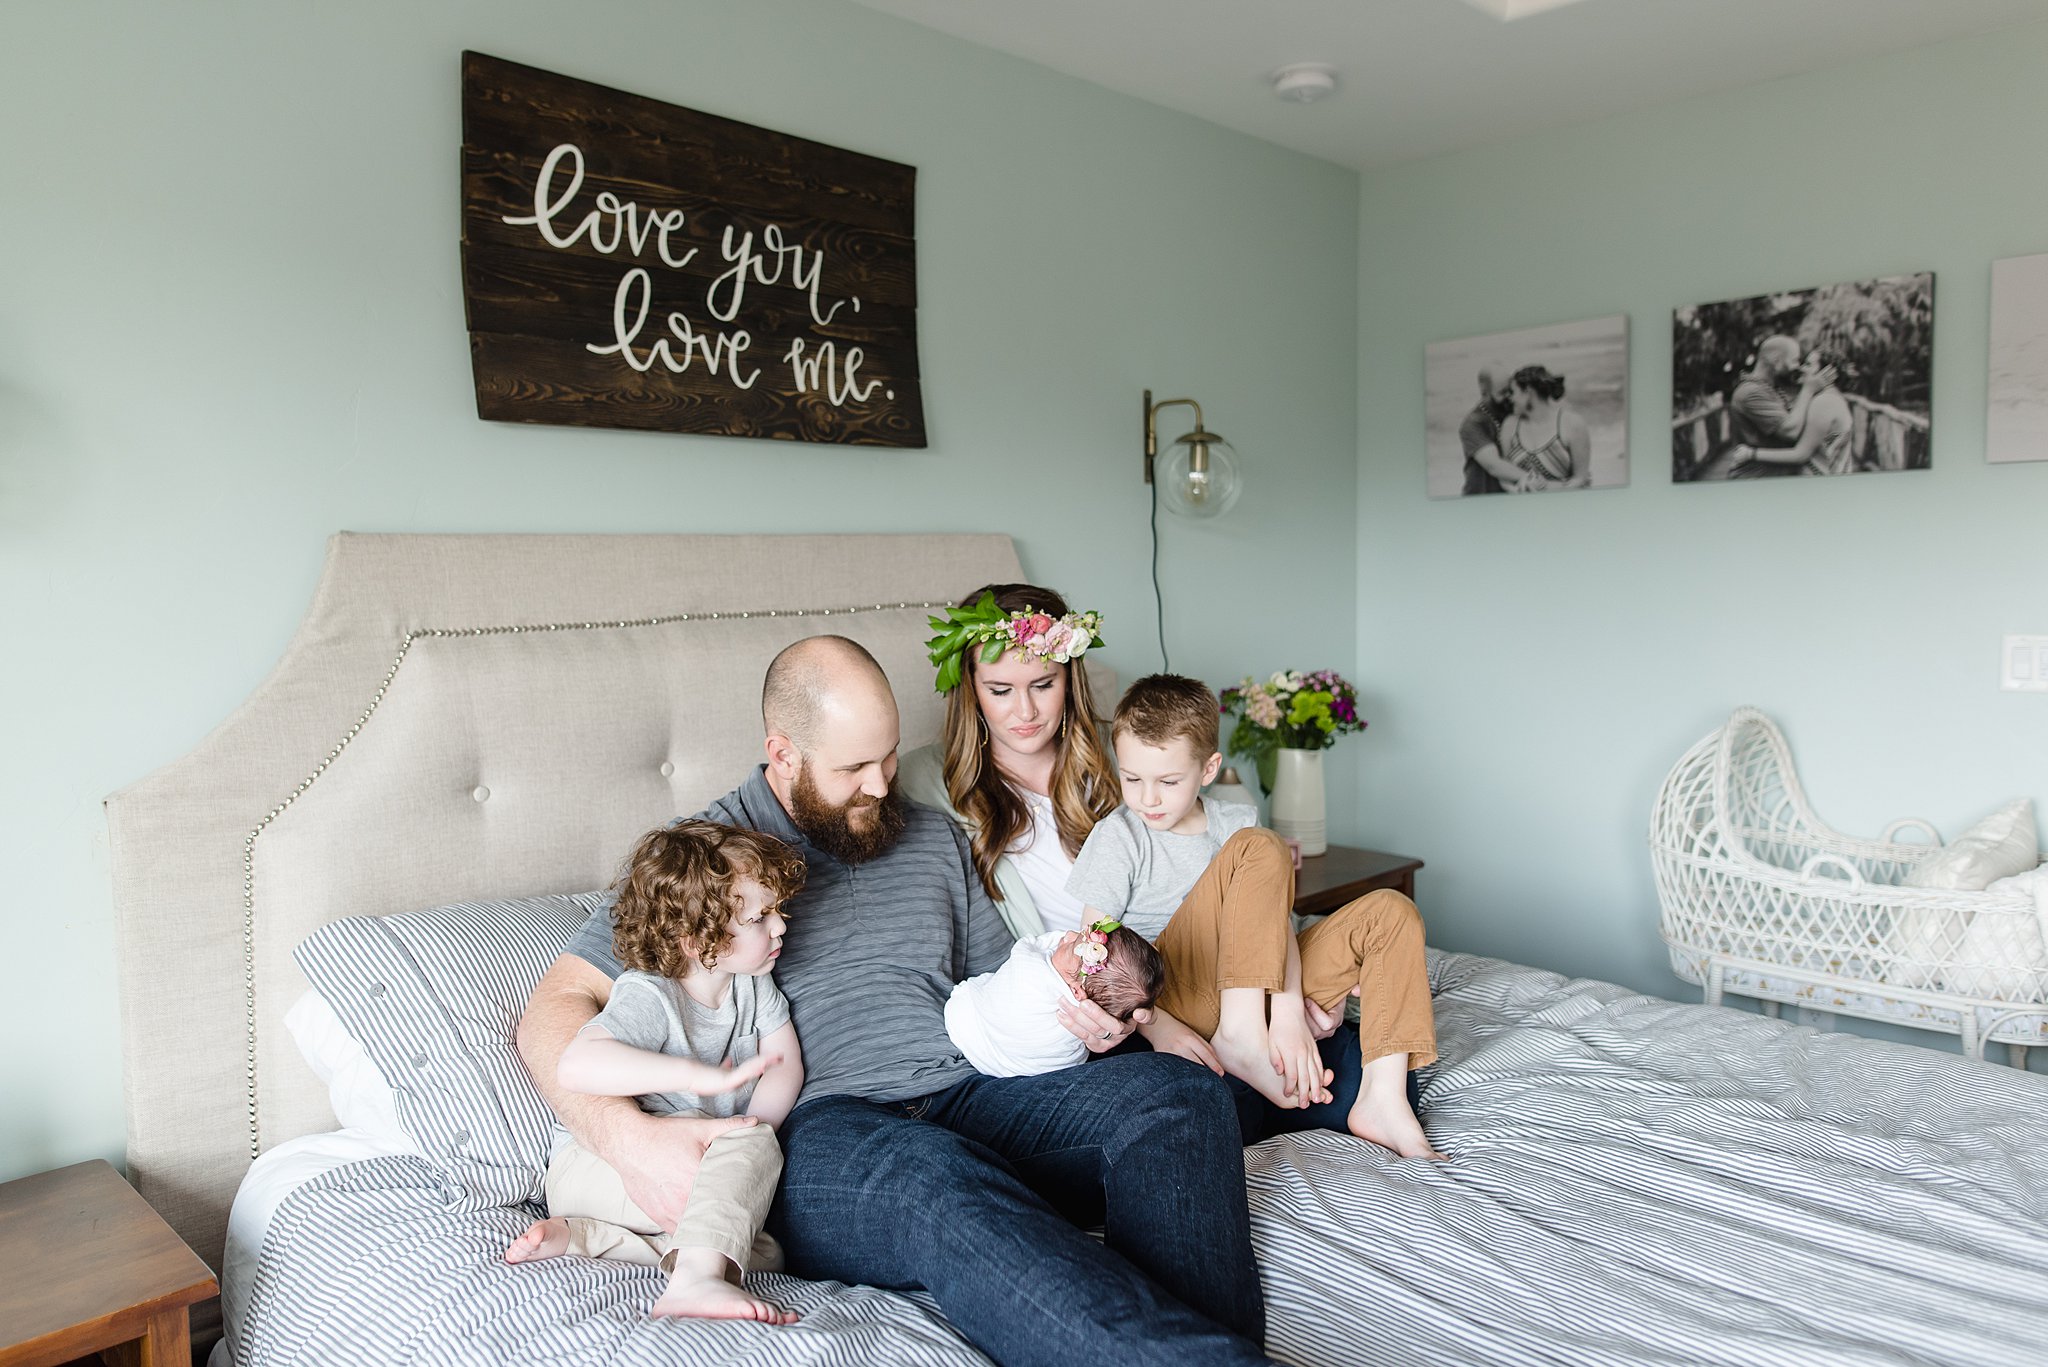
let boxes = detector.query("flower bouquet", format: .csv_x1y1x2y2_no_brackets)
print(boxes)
1219,670,1367,795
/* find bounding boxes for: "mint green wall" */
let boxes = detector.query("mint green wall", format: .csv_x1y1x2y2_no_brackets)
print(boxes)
0,0,1358,1182
1354,22,2048,1043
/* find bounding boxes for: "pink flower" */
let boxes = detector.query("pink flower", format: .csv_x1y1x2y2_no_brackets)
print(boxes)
1013,613,1054,644
1246,689,1282,729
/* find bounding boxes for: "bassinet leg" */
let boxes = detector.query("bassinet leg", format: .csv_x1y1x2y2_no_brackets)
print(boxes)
1758,1000,1780,1019
1704,960,1725,1008
2012,1044,2030,1071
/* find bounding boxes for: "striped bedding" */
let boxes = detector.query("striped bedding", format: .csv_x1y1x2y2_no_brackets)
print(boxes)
227,951,2048,1367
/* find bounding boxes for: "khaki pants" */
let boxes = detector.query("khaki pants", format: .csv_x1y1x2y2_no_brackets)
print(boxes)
545,1122,784,1275
1154,827,1438,1069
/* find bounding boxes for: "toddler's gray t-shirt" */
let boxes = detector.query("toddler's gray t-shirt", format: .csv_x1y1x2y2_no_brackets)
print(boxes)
583,969,791,1120
1065,798,1259,941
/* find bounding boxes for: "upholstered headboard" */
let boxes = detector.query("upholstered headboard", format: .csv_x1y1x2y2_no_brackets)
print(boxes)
103,532,1025,1276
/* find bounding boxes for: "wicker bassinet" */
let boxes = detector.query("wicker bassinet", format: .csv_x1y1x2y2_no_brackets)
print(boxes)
1651,707,2047,1064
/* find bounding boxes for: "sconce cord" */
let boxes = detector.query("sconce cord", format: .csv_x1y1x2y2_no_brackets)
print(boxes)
1150,474,1170,673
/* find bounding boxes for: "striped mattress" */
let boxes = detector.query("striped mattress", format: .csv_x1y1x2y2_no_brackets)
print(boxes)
225,951,2048,1366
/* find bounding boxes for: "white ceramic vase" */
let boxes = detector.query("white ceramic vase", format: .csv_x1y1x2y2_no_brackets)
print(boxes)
1269,747,1327,856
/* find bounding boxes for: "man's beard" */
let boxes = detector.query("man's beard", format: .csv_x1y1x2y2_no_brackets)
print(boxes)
789,761,908,865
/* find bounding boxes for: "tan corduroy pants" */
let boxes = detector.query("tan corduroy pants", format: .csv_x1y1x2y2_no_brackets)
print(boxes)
1154,827,1437,1068
544,1122,784,1274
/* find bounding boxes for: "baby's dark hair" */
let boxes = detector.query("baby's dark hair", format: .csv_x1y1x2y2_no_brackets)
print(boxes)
1511,365,1566,402
1081,927,1166,1022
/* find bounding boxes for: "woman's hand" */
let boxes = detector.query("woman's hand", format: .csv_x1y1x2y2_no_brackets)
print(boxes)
1138,1010,1223,1075
1057,997,1145,1053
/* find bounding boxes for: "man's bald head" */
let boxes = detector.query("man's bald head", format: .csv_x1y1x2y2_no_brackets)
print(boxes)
1477,363,1514,399
761,635,895,752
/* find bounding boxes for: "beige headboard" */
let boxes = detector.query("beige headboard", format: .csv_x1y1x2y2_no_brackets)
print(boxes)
103,531,1024,1275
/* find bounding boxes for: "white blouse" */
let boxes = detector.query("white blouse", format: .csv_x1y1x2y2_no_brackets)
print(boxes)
1008,787,1089,933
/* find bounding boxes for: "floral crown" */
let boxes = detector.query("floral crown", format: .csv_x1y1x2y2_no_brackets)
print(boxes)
1075,918,1122,976
924,591,1105,694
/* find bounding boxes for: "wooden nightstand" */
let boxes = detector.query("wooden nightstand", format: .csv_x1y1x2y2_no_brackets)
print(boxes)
0,1160,217,1367
1292,845,1424,916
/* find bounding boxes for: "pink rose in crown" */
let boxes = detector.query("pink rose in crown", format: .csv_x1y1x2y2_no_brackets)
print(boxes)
1014,613,1055,644
1040,621,1075,660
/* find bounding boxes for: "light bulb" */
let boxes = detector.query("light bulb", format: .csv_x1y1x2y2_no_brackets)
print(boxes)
1158,434,1241,519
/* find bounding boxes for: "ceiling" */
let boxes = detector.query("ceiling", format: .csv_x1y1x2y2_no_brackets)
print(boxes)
847,0,2048,170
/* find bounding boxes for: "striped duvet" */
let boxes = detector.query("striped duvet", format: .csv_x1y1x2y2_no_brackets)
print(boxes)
229,951,2048,1366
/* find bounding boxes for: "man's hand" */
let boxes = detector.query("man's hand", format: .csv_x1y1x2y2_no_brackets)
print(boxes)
1305,989,1356,1042
1057,996,1144,1054
1800,364,1838,394
607,1110,761,1230
1138,1010,1224,1075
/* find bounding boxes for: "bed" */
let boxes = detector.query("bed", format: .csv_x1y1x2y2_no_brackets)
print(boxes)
104,532,2048,1366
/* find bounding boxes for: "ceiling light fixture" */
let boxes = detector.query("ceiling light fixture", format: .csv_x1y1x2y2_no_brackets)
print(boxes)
1455,0,1595,21
1270,64,1337,103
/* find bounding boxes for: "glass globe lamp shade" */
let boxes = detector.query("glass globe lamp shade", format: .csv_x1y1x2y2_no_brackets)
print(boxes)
1158,432,1241,518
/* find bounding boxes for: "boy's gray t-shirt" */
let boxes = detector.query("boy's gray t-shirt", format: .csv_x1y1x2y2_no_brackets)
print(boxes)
1065,797,1260,941
585,968,791,1119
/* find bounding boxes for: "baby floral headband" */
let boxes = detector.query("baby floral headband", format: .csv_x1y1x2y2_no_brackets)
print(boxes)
1075,918,1122,976
924,591,1106,694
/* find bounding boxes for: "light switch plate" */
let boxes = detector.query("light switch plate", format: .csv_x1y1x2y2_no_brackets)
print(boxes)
2001,635,2048,692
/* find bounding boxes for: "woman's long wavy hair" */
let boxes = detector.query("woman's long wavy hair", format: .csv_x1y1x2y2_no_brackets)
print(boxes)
940,583,1119,903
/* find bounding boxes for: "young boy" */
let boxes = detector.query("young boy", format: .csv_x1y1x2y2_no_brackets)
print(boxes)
1067,674,1441,1159
504,820,807,1323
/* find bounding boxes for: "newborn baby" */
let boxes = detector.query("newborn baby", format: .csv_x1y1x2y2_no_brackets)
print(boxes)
946,921,1165,1077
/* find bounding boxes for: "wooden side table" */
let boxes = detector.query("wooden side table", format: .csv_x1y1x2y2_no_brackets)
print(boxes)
1292,845,1423,916
0,1160,217,1367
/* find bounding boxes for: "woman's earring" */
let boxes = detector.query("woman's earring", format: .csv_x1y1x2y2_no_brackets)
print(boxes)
977,712,990,748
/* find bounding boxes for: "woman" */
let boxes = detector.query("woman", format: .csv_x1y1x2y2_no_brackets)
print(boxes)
902,582,1368,1125
1499,364,1592,491
897,583,1121,940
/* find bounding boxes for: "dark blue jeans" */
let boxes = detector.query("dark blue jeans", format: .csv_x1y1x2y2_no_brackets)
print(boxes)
768,1050,1271,1367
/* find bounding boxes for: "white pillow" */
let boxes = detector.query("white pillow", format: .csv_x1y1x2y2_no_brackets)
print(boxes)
1890,800,2038,990
284,989,416,1149
1903,799,2039,891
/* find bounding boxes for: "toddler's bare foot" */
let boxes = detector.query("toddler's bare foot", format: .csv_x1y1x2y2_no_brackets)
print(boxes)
1211,1027,1301,1109
1347,1084,1444,1160
651,1273,799,1324
504,1217,571,1264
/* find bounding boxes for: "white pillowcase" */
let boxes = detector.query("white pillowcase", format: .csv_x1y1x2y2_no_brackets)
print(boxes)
1945,868,2048,1002
1903,798,2039,891
284,988,417,1149
1892,800,2041,992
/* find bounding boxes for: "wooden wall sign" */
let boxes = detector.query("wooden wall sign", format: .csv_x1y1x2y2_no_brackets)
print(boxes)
460,52,925,447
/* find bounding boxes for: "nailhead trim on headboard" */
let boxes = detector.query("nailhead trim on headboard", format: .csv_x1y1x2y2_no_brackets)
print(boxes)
237,601,947,1157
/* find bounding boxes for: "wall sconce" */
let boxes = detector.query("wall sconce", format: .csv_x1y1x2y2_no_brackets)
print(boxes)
1143,389,1242,519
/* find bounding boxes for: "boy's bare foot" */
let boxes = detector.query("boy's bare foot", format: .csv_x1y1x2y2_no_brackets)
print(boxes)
651,1273,799,1324
504,1217,571,1263
1348,1082,1444,1160
1211,1026,1302,1109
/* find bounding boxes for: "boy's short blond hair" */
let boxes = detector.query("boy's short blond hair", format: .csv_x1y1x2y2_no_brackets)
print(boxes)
1111,673,1220,760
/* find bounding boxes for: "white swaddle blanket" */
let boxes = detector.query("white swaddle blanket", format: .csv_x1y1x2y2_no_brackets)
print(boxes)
945,930,1086,1077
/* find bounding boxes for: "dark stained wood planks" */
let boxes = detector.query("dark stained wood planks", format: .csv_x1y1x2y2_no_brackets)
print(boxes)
461,52,925,447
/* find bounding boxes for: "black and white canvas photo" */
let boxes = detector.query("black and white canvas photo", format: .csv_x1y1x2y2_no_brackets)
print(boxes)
1672,273,1933,482
1988,252,2048,464
1425,314,1629,499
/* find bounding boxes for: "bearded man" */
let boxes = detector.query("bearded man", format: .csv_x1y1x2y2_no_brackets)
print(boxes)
518,636,1270,1367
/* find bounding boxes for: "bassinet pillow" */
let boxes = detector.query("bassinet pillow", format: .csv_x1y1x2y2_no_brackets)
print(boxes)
1903,799,2038,891
1945,868,2048,1001
1892,800,2039,990
293,890,609,1209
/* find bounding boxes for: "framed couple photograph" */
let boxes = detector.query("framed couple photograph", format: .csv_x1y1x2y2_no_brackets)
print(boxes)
1671,273,1934,482
1424,314,1630,500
